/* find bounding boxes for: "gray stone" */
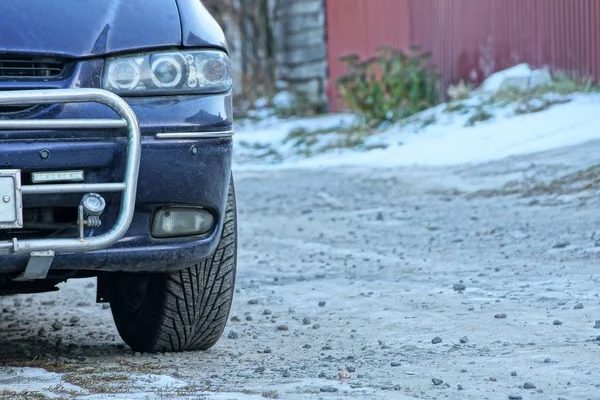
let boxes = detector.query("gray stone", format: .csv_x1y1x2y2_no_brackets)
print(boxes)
283,44,327,65
278,61,328,81
286,1,323,16
284,29,326,49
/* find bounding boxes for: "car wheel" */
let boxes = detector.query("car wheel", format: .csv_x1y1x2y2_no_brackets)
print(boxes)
107,178,237,353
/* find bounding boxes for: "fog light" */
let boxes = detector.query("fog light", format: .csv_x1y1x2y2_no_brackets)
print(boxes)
151,208,215,238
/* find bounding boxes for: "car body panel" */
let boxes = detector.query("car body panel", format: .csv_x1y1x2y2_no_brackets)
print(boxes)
0,1,182,58
176,0,229,51
0,1,234,275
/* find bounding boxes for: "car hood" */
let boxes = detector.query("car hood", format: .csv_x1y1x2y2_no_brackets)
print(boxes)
0,1,182,58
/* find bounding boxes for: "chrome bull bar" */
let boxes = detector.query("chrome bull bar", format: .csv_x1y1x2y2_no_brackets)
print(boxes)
0,88,141,279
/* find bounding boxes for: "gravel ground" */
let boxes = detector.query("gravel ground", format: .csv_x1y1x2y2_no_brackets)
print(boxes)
1,141,600,399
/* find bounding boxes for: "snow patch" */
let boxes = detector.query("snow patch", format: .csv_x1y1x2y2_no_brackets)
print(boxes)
0,367,84,397
234,92,600,171
272,90,296,109
477,63,552,95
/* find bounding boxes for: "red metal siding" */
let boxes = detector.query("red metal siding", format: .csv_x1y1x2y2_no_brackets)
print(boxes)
326,0,600,111
325,0,411,111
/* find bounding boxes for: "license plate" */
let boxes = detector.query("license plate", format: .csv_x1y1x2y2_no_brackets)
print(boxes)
0,170,23,229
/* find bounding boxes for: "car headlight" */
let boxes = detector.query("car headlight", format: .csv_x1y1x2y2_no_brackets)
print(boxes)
102,50,232,95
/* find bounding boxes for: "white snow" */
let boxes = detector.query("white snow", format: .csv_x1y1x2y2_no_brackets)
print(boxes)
233,92,600,171
0,367,84,397
477,63,552,94
272,90,295,109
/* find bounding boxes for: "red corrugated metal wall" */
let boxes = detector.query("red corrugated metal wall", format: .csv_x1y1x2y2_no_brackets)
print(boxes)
326,0,600,111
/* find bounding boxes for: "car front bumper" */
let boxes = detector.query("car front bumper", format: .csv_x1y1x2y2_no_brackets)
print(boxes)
0,86,233,276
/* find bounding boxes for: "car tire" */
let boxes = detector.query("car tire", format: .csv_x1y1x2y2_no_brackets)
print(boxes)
107,178,237,353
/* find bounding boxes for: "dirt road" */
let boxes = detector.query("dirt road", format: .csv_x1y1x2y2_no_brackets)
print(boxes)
1,141,600,399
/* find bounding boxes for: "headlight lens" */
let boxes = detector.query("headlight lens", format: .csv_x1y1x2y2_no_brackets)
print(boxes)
102,50,232,95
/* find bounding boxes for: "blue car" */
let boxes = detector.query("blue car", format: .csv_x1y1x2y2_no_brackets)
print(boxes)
0,0,236,353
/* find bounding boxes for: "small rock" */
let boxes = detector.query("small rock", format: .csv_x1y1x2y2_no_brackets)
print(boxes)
432,378,443,386
457,384,464,390
312,324,320,329
495,313,507,319
553,320,563,326
41,300,56,306
302,317,311,325
263,309,272,315
52,321,63,331
574,303,584,309
85,282,95,288
318,301,326,307
459,336,468,344
254,366,265,374
37,327,46,337
102,304,110,310
511,371,517,377
261,390,279,399
318,372,327,378
453,283,466,292
390,362,401,367
302,344,311,349
248,299,259,305
553,241,570,249
594,320,600,329
347,366,356,373
276,325,289,331
376,212,384,221
69,316,80,324
320,386,338,393
432,336,442,344
245,315,253,321
228,331,238,339
524,382,536,389
282,369,291,378
231,316,241,322
508,396,523,400
76,301,91,307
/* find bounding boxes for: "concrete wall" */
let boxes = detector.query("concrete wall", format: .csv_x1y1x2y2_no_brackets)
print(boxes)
216,0,328,109
272,0,328,109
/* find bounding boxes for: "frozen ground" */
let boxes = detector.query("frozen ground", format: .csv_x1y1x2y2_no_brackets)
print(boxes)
2,135,600,399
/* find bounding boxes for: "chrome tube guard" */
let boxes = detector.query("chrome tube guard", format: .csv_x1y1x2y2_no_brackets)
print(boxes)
0,89,141,280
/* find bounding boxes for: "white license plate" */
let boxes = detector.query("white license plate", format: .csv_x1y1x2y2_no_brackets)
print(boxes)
0,170,23,229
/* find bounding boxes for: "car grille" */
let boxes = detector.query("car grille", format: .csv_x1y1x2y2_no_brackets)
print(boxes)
0,56,68,114
0,56,65,79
